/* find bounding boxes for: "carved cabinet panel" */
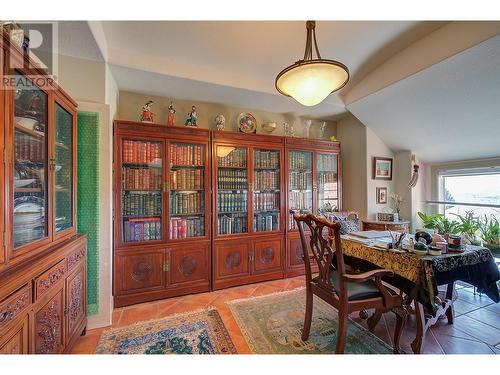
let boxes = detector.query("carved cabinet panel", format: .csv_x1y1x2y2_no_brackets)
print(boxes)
0,316,29,354
34,288,65,354
116,250,165,294
215,241,250,279
66,266,86,340
35,260,67,300
169,245,209,286
288,237,305,267
253,239,283,273
0,285,31,331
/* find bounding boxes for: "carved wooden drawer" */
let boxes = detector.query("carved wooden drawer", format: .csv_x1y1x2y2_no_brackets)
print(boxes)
0,316,29,354
0,285,31,331
67,247,86,272
34,260,67,300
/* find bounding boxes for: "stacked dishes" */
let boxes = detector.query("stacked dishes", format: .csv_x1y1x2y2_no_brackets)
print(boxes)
13,196,45,247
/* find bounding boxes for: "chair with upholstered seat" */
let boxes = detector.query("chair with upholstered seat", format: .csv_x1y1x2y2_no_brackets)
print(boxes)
294,213,407,354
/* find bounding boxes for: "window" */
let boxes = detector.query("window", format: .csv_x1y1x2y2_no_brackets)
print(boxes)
438,168,500,220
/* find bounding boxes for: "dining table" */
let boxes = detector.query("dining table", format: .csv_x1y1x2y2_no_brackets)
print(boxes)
340,237,500,354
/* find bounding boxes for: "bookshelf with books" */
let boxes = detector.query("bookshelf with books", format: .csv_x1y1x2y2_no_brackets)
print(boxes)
212,132,285,290
285,137,341,277
113,121,211,307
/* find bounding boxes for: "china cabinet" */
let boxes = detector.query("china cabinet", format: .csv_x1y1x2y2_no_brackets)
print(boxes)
285,137,342,277
212,131,286,290
0,31,87,353
113,121,211,307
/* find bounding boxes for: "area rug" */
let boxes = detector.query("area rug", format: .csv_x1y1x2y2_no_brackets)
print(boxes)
227,288,392,354
96,308,237,354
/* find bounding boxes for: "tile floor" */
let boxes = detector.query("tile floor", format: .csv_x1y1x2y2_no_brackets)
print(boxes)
71,276,500,354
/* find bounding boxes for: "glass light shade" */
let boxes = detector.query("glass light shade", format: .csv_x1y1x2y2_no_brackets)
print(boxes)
276,61,349,106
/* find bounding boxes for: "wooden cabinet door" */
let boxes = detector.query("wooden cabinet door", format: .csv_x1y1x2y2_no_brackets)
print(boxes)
253,239,282,274
34,288,65,354
168,244,209,287
288,237,305,268
214,241,250,280
0,316,29,354
115,250,165,295
65,265,86,341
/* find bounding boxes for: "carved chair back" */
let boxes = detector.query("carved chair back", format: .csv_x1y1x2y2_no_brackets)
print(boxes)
294,213,347,298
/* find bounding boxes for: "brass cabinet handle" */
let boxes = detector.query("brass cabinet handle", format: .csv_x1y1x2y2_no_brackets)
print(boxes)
162,261,169,272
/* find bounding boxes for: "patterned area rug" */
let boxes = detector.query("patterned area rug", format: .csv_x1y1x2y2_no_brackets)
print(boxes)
227,288,392,354
96,308,237,354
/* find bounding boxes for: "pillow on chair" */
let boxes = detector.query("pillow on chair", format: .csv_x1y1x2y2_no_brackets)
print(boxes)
322,212,360,234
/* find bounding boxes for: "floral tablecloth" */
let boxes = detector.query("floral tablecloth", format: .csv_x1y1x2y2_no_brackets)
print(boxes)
341,239,500,313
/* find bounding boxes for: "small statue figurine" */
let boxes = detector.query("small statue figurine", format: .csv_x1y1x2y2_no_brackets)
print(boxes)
140,100,155,123
283,122,294,137
319,121,327,139
215,114,225,131
167,102,176,126
185,105,197,127
303,119,312,138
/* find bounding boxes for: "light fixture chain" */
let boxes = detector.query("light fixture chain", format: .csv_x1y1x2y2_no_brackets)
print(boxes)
312,28,322,60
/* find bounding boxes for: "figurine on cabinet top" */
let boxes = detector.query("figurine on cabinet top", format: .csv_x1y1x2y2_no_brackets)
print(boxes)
167,102,176,126
185,105,198,127
283,122,295,137
215,114,225,131
140,100,155,123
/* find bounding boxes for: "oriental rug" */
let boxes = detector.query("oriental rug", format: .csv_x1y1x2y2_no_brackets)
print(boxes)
227,288,393,354
96,308,237,354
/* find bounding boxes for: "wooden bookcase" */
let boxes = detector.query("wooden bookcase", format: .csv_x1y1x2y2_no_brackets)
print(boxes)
285,137,342,277
0,32,86,354
113,121,212,307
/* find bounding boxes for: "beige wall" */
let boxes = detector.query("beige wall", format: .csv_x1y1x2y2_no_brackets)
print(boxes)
118,91,336,139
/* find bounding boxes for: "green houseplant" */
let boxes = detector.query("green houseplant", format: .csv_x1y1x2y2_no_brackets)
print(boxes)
479,215,500,255
453,211,481,245
417,212,460,236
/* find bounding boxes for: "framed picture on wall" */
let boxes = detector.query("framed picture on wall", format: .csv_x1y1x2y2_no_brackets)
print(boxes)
373,157,393,180
376,187,388,204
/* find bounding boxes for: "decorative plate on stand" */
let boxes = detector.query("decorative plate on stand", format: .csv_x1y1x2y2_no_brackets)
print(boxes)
237,113,257,134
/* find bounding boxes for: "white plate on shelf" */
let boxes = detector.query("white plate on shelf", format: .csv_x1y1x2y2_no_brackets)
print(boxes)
14,179,36,188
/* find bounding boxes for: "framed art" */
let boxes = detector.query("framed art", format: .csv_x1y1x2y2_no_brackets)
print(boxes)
373,157,393,180
376,187,388,204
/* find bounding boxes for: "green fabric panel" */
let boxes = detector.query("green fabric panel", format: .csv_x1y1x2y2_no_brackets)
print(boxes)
77,111,100,315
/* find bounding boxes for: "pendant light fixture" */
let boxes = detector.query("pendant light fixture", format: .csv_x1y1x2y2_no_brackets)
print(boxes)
275,21,349,106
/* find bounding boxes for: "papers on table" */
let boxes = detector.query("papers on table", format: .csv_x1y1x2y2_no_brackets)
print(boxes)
349,230,392,239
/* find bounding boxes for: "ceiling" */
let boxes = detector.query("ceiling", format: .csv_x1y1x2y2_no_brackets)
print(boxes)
347,35,500,163
97,21,446,119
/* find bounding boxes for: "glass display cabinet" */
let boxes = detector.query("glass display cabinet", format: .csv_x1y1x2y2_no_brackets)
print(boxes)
212,132,285,291
285,137,341,277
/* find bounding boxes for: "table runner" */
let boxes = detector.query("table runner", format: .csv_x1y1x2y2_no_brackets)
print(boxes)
341,239,500,313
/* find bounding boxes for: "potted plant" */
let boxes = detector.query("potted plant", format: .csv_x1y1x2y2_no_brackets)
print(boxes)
453,211,481,246
479,215,500,256
390,193,405,221
417,212,460,239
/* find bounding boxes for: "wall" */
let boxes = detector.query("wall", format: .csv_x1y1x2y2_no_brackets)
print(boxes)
118,91,337,139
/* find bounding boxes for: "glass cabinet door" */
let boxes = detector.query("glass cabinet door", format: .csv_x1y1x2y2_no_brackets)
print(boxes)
288,150,312,230
54,104,73,233
216,146,248,235
121,139,163,243
13,77,49,248
253,149,280,232
316,153,339,216
169,142,206,239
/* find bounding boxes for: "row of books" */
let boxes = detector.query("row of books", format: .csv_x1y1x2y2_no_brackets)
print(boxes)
15,132,45,162
170,169,204,190
123,167,162,190
289,172,311,190
218,192,247,212
254,170,279,191
254,150,279,169
170,192,204,215
123,140,161,164
254,213,280,232
217,148,247,168
217,169,247,190
122,192,162,217
169,217,205,239
170,143,204,166
253,192,279,211
218,214,248,235
123,218,161,242
317,154,337,171
318,171,338,184
289,191,312,210
289,151,311,170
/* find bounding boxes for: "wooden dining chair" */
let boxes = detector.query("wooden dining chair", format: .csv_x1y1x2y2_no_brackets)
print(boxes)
294,213,407,354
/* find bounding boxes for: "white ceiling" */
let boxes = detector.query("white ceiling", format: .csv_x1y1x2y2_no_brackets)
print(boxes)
348,35,500,163
98,21,446,118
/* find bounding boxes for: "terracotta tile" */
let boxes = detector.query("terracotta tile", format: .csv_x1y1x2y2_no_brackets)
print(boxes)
112,309,123,326
456,289,495,308
430,318,482,342
157,299,181,317
70,333,100,354
452,299,482,316
454,315,500,346
434,334,495,354
118,303,159,327
465,308,500,330
485,302,500,314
